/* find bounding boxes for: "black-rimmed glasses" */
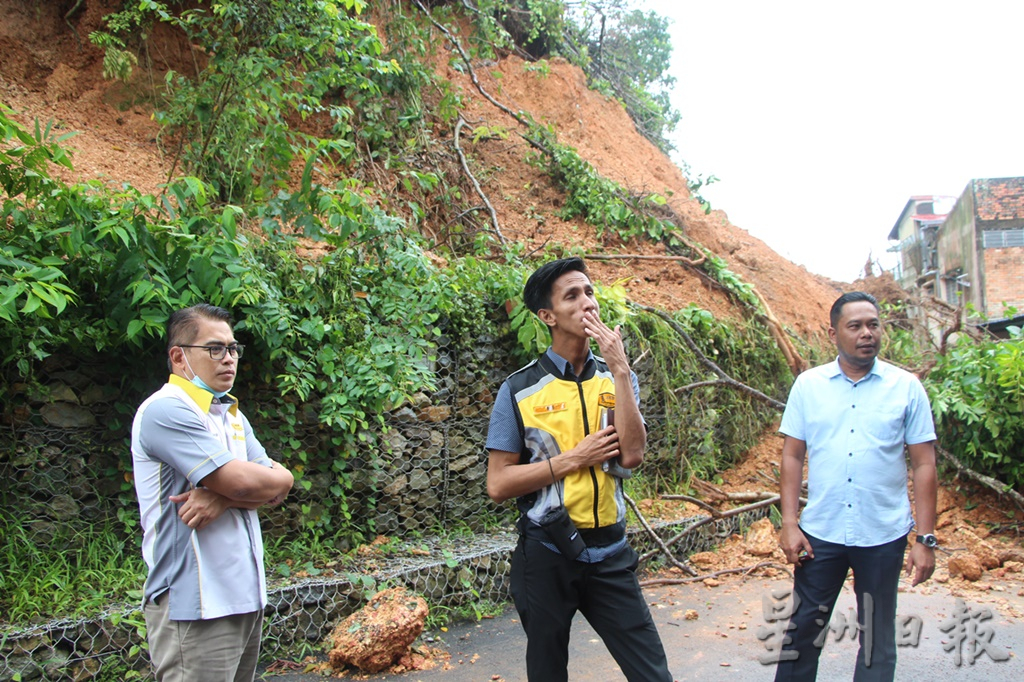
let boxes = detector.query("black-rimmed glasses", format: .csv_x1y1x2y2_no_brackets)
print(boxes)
179,344,244,360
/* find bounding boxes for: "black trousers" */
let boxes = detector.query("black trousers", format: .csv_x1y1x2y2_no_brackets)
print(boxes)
510,536,673,682
774,532,907,682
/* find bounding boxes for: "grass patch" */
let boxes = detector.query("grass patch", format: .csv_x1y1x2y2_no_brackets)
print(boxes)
0,514,144,627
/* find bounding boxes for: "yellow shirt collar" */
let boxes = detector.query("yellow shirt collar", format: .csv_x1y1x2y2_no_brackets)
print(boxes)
168,374,239,416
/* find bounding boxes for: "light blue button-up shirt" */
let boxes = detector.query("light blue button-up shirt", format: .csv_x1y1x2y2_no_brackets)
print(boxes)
780,358,936,547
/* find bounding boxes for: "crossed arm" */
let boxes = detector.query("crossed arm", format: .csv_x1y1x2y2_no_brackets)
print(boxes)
172,459,294,530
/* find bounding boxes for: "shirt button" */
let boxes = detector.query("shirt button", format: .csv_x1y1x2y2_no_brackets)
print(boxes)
850,429,854,433
848,504,852,508
849,453,852,457
848,478,852,482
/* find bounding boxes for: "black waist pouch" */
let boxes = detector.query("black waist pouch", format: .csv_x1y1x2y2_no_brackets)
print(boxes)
535,505,586,559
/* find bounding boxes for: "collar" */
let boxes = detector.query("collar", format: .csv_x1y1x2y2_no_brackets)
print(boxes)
168,374,239,415
827,357,883,383
545,347,595,380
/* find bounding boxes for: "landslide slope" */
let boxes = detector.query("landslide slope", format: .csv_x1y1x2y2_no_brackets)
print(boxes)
0,0,841,345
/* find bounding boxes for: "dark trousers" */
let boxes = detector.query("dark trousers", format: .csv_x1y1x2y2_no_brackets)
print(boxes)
510,537,673,682
774,532,907,682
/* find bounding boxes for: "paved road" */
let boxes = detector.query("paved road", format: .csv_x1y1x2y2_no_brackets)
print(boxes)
264,576,1024,681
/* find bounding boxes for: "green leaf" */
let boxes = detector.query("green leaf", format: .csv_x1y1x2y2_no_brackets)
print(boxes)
126,319,146,339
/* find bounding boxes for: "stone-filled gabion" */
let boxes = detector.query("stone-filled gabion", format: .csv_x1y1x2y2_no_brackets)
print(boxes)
0,325,719,680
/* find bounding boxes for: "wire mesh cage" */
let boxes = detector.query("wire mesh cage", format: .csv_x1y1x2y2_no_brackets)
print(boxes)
0,323,768,680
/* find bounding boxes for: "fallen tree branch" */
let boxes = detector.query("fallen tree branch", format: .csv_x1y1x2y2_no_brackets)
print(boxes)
413,0,539,139
691,478,727,499
632,302,787,412
663,228,704,259
638,495,781,565
442,205,486,229
625,493,697,576
937,445,1024,511
750,285,807,376
453,117,506,245
938,309,963,357
641,562,793,587
659,494,718,514
712,491,776,502
663,491,805,505
524,237,552,258
674,379,733,394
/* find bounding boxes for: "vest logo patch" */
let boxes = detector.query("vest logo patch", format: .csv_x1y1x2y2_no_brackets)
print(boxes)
597,392,616,409
534,402,567,414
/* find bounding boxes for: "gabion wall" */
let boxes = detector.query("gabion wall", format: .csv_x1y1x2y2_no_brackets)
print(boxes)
0,329,731,681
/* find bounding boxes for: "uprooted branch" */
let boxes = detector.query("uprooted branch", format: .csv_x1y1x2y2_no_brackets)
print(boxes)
750,285,807,376
663,491,792,504
937,445,1024,511
625,493,698,576
632,302,787,412
640,561,793,587
658,493,717,514
638,495,781,565
413,0,543,146
453,117,506,245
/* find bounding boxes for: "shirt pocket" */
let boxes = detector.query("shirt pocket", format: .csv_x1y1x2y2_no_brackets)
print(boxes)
865,406,905,442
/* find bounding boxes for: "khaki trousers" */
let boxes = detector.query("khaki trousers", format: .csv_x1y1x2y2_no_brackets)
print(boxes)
144,592,263,682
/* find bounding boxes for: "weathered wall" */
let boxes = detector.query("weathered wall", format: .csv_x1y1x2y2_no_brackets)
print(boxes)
974,178,1024,316
935,185,979,309
984,247,1024,315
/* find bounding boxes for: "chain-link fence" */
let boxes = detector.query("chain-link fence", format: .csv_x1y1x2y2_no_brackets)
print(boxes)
0,326,769,680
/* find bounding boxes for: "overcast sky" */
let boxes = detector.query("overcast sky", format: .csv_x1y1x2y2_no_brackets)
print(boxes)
641,0,1024,282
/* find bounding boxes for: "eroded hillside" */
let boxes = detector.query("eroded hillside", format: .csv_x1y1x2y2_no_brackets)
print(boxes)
0,0,842,345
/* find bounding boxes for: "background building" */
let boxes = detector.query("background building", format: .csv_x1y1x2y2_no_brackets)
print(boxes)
889,178,1024,333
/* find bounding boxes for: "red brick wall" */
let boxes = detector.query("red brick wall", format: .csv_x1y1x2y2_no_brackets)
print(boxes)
984,247,1024,316
975,177,1024,222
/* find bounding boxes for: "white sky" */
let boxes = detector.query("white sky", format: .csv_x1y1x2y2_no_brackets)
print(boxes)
641,0,1024,282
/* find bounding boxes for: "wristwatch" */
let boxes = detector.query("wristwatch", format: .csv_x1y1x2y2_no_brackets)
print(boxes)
916,533,938,549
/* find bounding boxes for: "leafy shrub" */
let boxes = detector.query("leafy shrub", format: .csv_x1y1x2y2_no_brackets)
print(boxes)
926,327,1024,490
95,0,400,203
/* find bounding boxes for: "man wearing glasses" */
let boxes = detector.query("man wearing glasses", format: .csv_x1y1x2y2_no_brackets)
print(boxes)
131,303,293,682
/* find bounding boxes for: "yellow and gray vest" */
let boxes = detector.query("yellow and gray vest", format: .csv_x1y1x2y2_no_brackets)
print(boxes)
508,354,628,542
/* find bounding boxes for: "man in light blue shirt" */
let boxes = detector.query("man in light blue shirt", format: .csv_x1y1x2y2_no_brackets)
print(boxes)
774,292,938,682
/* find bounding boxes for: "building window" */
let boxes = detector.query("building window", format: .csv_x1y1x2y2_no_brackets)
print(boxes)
983,228,1024,248
944,278,959,305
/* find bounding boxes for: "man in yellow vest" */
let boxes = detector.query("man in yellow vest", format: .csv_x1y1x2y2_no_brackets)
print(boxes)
486,258,673,681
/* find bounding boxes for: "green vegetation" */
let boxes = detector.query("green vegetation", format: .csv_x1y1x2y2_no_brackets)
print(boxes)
631,305,790,484
926,326,1024,490
3,0,1017,650
565,2,681,152
0,0,886,644
0,513,145,624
